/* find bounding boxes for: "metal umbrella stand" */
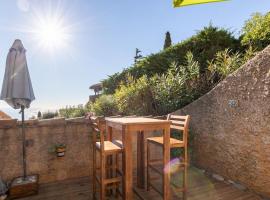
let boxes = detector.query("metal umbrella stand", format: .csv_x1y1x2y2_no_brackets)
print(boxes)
21,105,26,179
0,39,39,198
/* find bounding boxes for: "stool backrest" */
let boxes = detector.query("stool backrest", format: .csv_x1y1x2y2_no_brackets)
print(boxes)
90,116,106,152
167,114,190,145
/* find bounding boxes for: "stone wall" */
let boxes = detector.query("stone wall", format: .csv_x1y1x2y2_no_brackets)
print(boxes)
0,117,160,184
174,46,270,197
0,117,92,183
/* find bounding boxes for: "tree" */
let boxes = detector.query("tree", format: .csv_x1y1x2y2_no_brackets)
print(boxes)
163,31,172,49
37,111,42,119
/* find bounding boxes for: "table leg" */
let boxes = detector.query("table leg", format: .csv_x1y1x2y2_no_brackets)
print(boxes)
163,125,171,200
122,125,133,200
137,131,145,188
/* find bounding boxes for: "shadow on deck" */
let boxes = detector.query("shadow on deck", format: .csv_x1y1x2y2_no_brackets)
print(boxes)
20,167,261,200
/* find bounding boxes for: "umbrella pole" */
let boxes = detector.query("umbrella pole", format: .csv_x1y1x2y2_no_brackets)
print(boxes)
21,105,27,180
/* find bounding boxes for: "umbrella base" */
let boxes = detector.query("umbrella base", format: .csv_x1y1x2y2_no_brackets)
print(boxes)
9,175,39,199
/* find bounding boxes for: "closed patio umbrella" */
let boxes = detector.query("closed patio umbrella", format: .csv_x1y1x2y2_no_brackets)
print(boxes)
173,0,229,7
0,39,35,180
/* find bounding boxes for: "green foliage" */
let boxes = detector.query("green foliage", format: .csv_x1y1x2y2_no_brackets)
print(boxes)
164,31,172,49
59,104,88,118
208,47,258,82
90,95,118,116
41,111,59,119
100,14,263,118
102,25,239,94
208,49,242,78
110,48,256,117
153,53,200,115
114,75,156,115
241,12,270,50
113,52,202,116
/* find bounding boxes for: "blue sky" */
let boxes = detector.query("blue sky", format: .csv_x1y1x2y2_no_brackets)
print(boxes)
0,0,270,119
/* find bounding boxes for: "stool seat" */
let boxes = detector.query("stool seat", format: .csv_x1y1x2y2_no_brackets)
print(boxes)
112,140,123,148
147,137,184,148
95,141,122,153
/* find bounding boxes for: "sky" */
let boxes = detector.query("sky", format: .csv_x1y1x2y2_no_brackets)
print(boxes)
0,0,270,119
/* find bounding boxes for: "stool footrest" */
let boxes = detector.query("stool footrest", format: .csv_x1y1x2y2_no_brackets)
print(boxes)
149,164,162,175
149,182,163,196
104,177,122,185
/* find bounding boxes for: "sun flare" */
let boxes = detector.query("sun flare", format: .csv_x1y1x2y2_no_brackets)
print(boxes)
31,12,71,52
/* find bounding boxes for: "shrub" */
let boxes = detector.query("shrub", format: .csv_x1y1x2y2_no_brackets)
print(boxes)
59,104,88,118
241,12,270,50
42,111,59,119
114,75,156,115
113,52,202,116
208,49,242,78
91,95,118,116
208,47,258,83
153,53,200,115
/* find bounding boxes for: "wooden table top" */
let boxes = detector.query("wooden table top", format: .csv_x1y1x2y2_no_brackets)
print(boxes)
105,117,170,125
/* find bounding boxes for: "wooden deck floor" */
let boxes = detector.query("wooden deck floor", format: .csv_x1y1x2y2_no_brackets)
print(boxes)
20,168,262,200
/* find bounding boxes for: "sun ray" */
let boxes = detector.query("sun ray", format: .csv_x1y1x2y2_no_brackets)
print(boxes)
29,5,72,53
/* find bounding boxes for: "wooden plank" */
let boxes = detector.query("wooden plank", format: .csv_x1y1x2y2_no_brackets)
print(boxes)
122,125,133,200
106,117,170,125
163,124,171,200
137,131,145,189
171,125,184,130
20,176,262,200
170,120,185,126
169,115,188,120
129,123,171,132
106,125,113,141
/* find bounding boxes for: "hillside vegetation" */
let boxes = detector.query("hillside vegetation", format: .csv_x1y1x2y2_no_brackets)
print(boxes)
59,12,270,118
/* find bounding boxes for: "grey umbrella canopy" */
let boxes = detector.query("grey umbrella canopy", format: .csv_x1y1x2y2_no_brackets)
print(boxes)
0,39,35,179
0,39,35,109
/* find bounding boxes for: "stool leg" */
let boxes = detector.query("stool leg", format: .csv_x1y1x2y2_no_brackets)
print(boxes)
183,147,188,200
106,155,113,196
100,154,106,200
92,146,96,199
147,141,150,191
115,153,118,198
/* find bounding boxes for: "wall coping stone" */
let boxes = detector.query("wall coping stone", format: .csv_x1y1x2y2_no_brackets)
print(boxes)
38,117,66,126
0,117,88,130
0,119,18,129
66,117,87,123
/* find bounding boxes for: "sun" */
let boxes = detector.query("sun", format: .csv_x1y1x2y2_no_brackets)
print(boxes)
31,12,71,52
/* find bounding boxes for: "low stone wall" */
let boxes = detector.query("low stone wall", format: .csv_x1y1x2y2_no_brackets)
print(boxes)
174,46,270,197
0,117,161,184
0,117,92,184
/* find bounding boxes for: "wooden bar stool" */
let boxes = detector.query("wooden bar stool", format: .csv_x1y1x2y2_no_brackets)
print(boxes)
91,117,123,200
146,114,190,199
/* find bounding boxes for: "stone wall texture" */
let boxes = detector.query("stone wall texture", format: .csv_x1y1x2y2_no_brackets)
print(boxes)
174,45,270,197
0,117,92,184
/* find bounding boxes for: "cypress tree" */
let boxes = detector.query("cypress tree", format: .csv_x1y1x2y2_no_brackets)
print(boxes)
163,31,172,49
37,111,42,119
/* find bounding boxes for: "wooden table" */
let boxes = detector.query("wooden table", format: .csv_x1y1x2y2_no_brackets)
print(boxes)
105,117,171,200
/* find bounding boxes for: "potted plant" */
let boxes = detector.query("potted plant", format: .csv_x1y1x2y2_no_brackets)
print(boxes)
49,143,66,157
